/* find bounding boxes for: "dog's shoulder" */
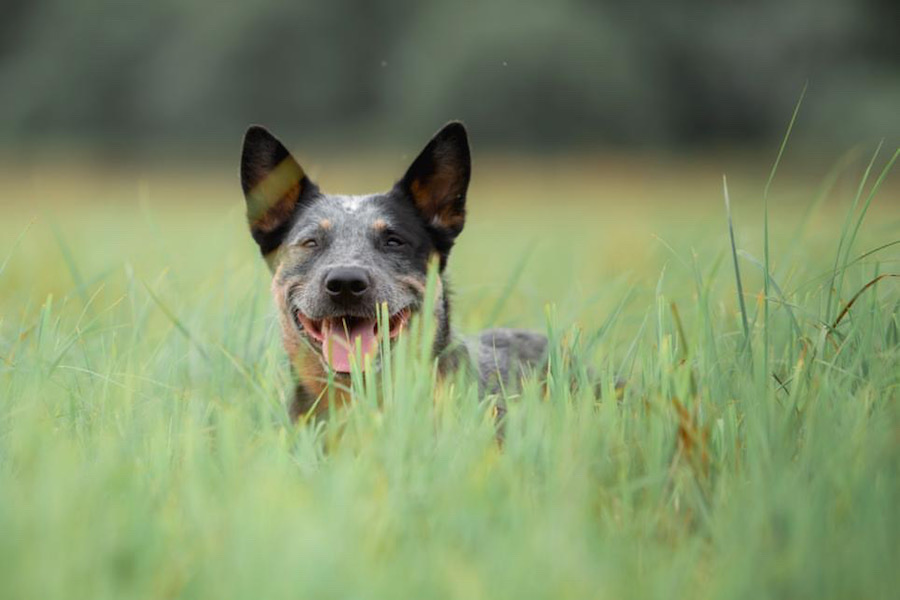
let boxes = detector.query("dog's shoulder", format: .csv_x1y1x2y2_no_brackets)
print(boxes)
463,328,548,394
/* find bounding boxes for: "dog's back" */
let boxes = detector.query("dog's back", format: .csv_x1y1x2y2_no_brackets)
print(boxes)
463,329,548,395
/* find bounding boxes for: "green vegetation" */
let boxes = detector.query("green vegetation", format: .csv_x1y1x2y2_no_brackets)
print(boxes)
0,150,897,599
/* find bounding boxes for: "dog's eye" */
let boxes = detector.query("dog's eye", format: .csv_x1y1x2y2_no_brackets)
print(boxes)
385,236,405,248
301,239,318,249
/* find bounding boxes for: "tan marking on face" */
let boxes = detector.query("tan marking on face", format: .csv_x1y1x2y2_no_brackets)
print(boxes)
320,218,332,230
372,218,387,231
271,265,304,359
396,275,426,295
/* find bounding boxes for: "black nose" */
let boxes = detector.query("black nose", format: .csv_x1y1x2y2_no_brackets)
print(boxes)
324,267,371,301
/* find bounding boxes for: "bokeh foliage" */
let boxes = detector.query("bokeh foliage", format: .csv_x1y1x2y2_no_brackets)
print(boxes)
1,0,898,151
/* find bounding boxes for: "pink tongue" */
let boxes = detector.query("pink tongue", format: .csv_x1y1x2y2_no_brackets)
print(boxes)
323,319,378,373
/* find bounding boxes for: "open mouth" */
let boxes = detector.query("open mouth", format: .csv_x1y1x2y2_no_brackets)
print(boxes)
294,309,410,373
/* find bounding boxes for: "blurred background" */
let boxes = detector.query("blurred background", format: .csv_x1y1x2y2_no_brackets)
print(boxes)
0,0,897,332
1,0,898,159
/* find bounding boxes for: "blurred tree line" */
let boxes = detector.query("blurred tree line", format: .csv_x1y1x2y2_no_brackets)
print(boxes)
1,0,897,153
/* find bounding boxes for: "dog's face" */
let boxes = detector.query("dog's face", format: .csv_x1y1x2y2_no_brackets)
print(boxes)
240,123,470,374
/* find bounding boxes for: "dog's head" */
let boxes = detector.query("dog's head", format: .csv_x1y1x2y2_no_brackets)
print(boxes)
240,122,470,374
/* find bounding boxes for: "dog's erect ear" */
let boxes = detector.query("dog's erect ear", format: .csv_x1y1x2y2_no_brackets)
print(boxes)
240,126,311,257
398,122,471,239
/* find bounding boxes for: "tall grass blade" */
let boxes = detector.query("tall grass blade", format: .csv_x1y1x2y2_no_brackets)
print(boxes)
762,83,806,385
825,141,883,322
723,175,751,356
831,274,898,331
763,82,807,200
835,147,899,309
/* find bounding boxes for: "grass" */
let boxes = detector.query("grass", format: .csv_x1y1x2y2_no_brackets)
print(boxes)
0,149,898,599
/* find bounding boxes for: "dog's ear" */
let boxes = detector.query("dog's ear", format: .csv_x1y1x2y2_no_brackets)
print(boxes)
240,126,312,257
398,122,471,240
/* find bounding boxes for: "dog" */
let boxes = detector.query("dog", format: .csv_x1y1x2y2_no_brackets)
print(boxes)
240,122,548,419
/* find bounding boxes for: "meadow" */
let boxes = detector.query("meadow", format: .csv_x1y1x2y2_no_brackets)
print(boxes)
0,144,898,599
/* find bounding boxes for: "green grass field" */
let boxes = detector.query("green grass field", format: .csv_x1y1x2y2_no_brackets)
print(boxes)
0,146,898,599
